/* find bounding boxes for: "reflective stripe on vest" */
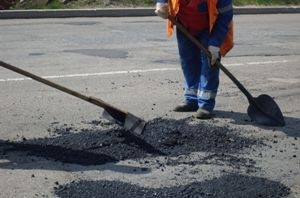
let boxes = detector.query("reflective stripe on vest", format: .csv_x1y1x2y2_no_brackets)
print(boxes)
218,3,233,14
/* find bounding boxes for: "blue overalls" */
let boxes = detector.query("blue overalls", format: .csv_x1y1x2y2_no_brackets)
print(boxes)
177,28,219,112
174,0,233,112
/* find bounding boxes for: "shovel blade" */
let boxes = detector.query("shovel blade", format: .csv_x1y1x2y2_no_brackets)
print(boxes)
102,110,146,135
247,94,285,127
124,113,147,135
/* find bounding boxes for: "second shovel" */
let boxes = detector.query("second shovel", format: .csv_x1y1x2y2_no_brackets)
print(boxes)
0,60,146,134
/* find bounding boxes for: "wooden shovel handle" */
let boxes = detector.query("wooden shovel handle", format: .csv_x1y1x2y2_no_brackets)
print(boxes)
0,60,126,114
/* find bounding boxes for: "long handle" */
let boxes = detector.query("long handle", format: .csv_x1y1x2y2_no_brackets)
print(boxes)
0,60,126,113
167,16,254,102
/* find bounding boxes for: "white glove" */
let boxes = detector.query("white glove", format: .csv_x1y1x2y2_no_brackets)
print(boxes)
208,45,220,68
155,3,169,19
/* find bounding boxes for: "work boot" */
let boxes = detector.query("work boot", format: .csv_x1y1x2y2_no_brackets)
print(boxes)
173,101,198,112
195,108,212,119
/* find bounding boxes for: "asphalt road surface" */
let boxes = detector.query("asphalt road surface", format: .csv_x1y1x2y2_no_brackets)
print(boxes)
0,14,299,197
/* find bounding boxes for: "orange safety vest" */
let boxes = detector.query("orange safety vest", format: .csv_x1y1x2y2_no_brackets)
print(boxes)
167,0,234,56
177,0,209,36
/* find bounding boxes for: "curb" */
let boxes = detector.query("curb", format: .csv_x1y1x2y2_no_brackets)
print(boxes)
234,6,300,14
0,6,300,19
0,8,155,19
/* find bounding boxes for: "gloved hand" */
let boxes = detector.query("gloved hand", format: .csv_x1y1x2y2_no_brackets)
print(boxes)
208,45,220,68
155,3,169,19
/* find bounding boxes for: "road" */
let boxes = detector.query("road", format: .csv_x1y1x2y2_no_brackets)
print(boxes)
0,14,299,197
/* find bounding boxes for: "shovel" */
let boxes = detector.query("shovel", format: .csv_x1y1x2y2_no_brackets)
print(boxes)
0,60,146,134
168,16,285,127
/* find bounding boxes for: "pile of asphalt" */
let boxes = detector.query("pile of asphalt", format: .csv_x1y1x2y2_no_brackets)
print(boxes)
55,173,290,198
1,117,261,165
0,117,291,198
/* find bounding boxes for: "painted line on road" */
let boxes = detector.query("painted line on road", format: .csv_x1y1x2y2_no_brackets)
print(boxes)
226,59,298,67
246,60,293,65
0,68,179,82
0,59,298,82
268,78,300,84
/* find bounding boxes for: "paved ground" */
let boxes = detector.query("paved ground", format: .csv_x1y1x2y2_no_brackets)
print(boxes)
0,14,299,197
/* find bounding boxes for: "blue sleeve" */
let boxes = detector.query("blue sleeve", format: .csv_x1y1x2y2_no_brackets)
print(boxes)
208,0,233,47
156,0,167,3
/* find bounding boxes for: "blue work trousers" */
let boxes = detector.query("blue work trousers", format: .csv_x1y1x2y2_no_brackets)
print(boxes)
176,28,220,112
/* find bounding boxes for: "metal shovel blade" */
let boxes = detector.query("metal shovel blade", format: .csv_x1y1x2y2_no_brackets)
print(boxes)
102,110,146,135
247,94,285,126
124,113,147,135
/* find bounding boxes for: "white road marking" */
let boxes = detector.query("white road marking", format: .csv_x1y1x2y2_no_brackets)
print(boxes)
246,60,292,65
0,59,298,82
226,63,244,66
225,59,298,67
0,68,179,82
268,78,300,84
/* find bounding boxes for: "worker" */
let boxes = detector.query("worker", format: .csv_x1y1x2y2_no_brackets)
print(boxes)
155,0,234,119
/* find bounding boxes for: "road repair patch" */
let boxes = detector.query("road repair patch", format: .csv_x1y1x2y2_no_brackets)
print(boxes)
0,117,292,197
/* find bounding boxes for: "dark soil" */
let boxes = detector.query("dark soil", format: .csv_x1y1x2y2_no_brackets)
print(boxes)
0,117,291,198
55,173,290,198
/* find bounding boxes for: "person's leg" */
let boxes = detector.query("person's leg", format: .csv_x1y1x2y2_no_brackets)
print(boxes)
195,30,220,118
174,27,202,111
196,49,220,118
